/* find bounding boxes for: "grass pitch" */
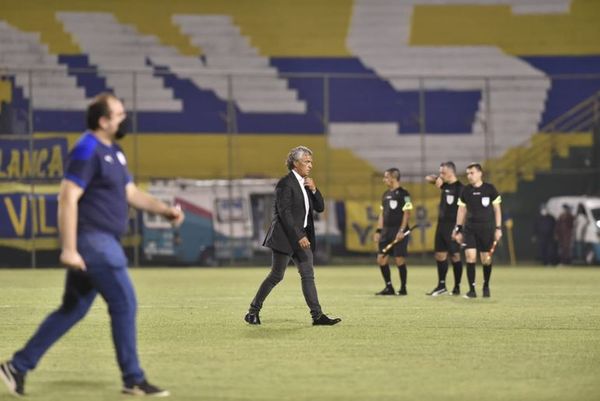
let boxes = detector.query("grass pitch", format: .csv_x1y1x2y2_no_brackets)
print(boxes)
0,266,599,401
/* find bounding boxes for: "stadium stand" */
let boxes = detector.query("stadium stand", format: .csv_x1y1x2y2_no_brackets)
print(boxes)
410,0,598,54
0,21,88,110
57,12,182,112
173,14,306,113
522,56,600,126
487,132,592,193
0,0,598,194
0,80,11,104
342,0,552,174
1,0,599,266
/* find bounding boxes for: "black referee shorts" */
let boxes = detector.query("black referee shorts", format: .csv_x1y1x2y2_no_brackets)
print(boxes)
463,223,495,252
434,221,460,254
378,227,408,257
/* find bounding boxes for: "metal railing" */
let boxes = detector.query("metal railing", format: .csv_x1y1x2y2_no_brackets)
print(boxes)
502,89,600,184
541,90,600,133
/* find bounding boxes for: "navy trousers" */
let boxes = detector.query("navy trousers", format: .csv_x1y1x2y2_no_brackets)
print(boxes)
11,231,144,386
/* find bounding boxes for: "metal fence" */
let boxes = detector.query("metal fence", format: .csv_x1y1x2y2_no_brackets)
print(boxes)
1,68,599,267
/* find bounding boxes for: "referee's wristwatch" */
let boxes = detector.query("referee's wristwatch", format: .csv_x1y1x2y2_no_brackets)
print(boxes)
495,226,502,230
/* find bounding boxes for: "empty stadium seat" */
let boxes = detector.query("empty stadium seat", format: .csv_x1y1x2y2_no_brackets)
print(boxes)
343,0,552,172
57,12,182,112
0,21,89,110
172,14,306,113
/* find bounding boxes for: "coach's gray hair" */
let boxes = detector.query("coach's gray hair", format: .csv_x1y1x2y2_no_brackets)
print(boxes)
286,146,313,170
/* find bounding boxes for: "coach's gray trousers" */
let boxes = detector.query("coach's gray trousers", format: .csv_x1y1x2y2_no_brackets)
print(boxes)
249,248,322,319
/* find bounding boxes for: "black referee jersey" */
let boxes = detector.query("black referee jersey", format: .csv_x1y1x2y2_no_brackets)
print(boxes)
381,187,413,229
457,182,501,225
438,181,463,223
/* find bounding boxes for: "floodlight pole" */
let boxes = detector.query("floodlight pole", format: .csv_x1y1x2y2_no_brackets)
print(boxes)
226,73,236,266
418,77,426,258
132,71,140,268
28,69,37,269
323,74,332,263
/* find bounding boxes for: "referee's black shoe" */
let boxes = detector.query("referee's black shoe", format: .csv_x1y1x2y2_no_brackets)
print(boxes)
375,285,395,296
463,289,477,299
398,287,408,296
244,312,261,325
0,361,25,397
483,287,491,298
426,285,448,297
451,285,461,296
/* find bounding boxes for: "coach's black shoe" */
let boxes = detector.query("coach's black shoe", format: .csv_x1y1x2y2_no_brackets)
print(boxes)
483,287,491,298
426,285,448,297
451,285,461,296
122,380,169,397
463,289,477,299
398,287,408,296
0,361,25,397
375,285,395,296
313,314,342,326
244,312,261,325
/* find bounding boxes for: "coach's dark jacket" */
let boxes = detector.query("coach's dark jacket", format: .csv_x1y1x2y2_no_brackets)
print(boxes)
263,171,325,255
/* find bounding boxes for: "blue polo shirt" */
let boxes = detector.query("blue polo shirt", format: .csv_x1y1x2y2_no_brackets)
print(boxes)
64,131,132,237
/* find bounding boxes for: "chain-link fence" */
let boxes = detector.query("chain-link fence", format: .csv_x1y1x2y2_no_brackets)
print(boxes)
1,68,599,267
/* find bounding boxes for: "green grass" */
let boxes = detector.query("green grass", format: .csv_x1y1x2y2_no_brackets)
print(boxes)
0,266,599,401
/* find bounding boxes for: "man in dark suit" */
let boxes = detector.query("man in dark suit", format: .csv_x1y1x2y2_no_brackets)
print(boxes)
244,146,341,326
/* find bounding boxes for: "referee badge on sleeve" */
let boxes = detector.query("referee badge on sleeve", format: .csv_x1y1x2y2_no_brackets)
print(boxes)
389,200,398,209
481,197,490,207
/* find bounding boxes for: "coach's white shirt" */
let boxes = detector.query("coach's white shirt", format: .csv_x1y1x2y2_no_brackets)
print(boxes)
292,169,310,228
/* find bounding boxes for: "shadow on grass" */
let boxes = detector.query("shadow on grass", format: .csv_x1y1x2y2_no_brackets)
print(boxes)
242,319,313,337
43,379,113,392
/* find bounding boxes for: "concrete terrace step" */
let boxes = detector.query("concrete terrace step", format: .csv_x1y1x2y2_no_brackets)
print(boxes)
57,11,182,112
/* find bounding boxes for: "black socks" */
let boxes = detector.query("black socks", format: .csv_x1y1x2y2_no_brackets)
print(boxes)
466,262,476,290
397,264,407,289
483,264,492,288
436,260,448,286
379,264,392,286
452,260,463,286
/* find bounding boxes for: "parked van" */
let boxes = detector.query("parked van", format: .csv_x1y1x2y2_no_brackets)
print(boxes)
546,196,600,264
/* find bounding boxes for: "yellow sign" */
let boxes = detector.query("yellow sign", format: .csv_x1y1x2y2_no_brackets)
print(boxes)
345,201,379,252
0,138,66,179
1,194,58,237
345,200,439,253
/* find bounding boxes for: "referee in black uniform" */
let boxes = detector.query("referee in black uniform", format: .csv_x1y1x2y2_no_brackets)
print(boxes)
425,161,464,296
373,168,413,296
452,163,502,298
